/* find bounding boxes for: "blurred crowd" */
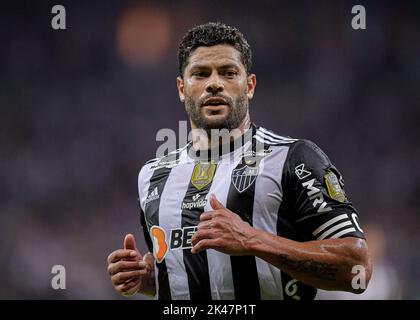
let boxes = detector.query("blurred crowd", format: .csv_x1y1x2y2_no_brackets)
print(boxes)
0,0,419,299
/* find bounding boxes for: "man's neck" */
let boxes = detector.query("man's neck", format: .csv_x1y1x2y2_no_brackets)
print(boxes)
190,115,251,151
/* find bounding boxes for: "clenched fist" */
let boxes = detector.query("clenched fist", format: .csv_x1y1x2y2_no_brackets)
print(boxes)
107,234,155,297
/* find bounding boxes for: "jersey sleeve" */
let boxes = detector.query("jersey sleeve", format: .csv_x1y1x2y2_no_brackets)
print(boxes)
283,139,365,241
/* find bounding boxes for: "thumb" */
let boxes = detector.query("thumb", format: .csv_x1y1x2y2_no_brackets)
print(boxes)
210,194,225,210
124,233,139,252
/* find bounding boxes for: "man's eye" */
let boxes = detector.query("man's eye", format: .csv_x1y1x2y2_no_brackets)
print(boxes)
193,72,207,77
225,71,237,77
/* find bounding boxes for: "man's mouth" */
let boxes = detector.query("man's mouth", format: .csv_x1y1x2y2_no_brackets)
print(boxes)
202,97,228,108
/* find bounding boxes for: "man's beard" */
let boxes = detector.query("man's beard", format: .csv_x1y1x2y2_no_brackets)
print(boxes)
185,90,249,132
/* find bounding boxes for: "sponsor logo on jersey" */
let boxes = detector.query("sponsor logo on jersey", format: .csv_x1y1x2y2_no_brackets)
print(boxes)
242,149,272,165
242,149,272,158
181,193,207,210
295,163,312,180
150,226,168,263
191,161,216,190
231,165,259,193
285,279,301,300
150,225,198,263
302,178,332,212
324,171,347,202
145,187,160,204
150,159,180,170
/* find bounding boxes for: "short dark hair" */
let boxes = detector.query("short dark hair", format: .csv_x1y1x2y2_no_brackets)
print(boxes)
178,22,252,77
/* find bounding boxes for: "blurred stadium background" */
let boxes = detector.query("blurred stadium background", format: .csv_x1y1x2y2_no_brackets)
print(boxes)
0,0,419,299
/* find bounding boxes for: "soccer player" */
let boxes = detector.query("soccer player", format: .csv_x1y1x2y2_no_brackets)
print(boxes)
107,22,372,300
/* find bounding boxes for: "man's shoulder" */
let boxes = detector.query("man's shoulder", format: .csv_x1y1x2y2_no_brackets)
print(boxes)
281,138,331,175
255,125,330,166
138,143,191,175
254,125,299,146
286,138,325,155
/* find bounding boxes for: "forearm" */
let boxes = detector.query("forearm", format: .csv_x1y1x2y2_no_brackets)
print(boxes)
245,229,371,293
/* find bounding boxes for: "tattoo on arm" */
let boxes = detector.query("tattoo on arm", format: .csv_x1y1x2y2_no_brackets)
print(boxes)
277,254,339,281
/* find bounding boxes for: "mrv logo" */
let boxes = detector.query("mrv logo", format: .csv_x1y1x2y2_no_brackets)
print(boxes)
302,178,331,213
150,225,198,263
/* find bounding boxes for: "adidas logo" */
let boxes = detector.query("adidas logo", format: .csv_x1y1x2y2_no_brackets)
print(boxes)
145,187,160,204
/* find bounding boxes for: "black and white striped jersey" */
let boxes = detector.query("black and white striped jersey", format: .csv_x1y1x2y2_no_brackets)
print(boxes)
137,123,365,300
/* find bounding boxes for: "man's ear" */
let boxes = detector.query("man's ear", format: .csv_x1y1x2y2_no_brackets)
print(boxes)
177,76,185,102
246,74,257,100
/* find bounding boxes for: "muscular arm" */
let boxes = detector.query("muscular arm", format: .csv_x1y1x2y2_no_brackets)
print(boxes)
191,195,372,294
245,230,372,293
252,139,372,292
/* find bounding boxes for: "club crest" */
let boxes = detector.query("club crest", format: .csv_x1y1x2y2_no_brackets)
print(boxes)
231,165,259,193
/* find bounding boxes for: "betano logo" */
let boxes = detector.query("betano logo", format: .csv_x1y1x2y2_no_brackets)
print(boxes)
150,225,198,263
150,226,168,263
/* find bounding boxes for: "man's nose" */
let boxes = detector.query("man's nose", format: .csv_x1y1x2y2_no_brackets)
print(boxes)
206,74,224,94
